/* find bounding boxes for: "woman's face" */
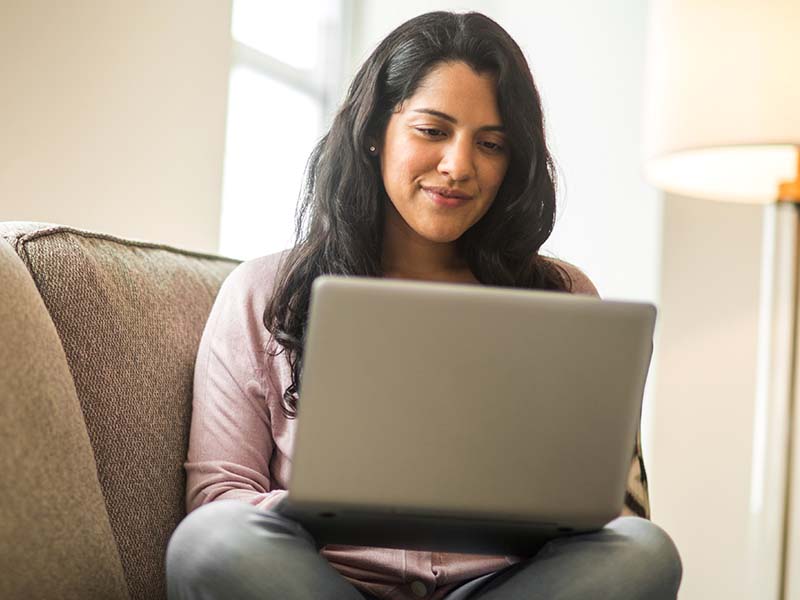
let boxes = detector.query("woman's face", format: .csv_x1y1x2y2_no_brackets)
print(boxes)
378,61,510,245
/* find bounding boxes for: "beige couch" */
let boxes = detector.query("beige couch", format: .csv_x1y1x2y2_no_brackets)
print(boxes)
0,222,239,600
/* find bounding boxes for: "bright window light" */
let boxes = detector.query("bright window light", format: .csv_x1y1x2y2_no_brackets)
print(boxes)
231,0,333,71
220,0,344,260
220,66,322,260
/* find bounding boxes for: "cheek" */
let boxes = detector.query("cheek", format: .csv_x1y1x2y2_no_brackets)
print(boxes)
483,163,508,198
384,146,430,193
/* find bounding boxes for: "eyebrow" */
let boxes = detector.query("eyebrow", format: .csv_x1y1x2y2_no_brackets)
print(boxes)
410,108,505,132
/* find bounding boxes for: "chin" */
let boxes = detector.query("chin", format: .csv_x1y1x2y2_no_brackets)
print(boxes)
416,228,465,244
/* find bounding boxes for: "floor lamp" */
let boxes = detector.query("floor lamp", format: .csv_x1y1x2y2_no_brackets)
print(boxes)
642,0,800,598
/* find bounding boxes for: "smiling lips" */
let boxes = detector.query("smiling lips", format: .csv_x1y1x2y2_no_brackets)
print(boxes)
422,186,473,208
422,185,472,199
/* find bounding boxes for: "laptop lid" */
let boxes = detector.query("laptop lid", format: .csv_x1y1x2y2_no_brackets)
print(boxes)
282,275,656,552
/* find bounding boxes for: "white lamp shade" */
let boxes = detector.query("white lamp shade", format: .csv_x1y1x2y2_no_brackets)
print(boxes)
642,0,800,203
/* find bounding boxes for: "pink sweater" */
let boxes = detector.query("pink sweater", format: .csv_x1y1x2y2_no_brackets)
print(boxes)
185,250,651,600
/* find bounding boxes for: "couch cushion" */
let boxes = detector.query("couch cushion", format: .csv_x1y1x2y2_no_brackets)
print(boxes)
0,223,239,600
0,236,130,599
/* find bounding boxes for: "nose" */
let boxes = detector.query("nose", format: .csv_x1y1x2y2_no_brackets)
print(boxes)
437,134,475,182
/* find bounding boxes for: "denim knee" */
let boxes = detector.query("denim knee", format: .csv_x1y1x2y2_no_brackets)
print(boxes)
166,500,344,600
166,500,260,594
614,517,683,597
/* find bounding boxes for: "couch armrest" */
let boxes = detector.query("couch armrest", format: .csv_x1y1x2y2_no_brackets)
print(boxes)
0,237,129,600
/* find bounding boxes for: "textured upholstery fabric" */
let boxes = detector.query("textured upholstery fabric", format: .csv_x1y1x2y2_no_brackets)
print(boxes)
0,223,239,600
0,237,129,599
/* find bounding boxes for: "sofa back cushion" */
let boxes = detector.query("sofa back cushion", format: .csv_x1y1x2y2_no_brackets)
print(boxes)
2,223,239,600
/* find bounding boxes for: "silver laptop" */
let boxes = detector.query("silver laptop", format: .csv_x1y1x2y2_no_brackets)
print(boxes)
279,275,656,555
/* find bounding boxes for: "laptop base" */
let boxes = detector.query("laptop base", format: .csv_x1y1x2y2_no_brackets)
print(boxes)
279,501,604,555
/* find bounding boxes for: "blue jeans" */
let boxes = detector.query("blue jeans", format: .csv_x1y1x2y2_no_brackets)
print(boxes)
166,500,682,599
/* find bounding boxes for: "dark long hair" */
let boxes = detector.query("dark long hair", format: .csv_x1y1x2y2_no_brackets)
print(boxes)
264,11,573,419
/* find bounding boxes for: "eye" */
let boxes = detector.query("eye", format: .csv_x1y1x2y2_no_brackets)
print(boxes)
416,128,446,138
480,140,505,153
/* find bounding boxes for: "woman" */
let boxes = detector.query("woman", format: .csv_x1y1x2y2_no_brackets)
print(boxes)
166,10,682,600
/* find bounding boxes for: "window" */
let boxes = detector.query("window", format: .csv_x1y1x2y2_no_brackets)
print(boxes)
219,0,350,260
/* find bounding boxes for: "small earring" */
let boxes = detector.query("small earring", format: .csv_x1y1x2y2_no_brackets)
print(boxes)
369,145,377,154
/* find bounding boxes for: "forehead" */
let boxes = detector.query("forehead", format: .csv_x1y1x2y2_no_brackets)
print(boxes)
399,61,502,124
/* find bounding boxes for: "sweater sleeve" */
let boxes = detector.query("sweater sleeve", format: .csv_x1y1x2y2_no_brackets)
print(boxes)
549,257,652,520
184,261,288,514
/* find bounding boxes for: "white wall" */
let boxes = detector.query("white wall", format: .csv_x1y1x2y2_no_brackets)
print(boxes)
655,195,766,599
0,0,232,254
